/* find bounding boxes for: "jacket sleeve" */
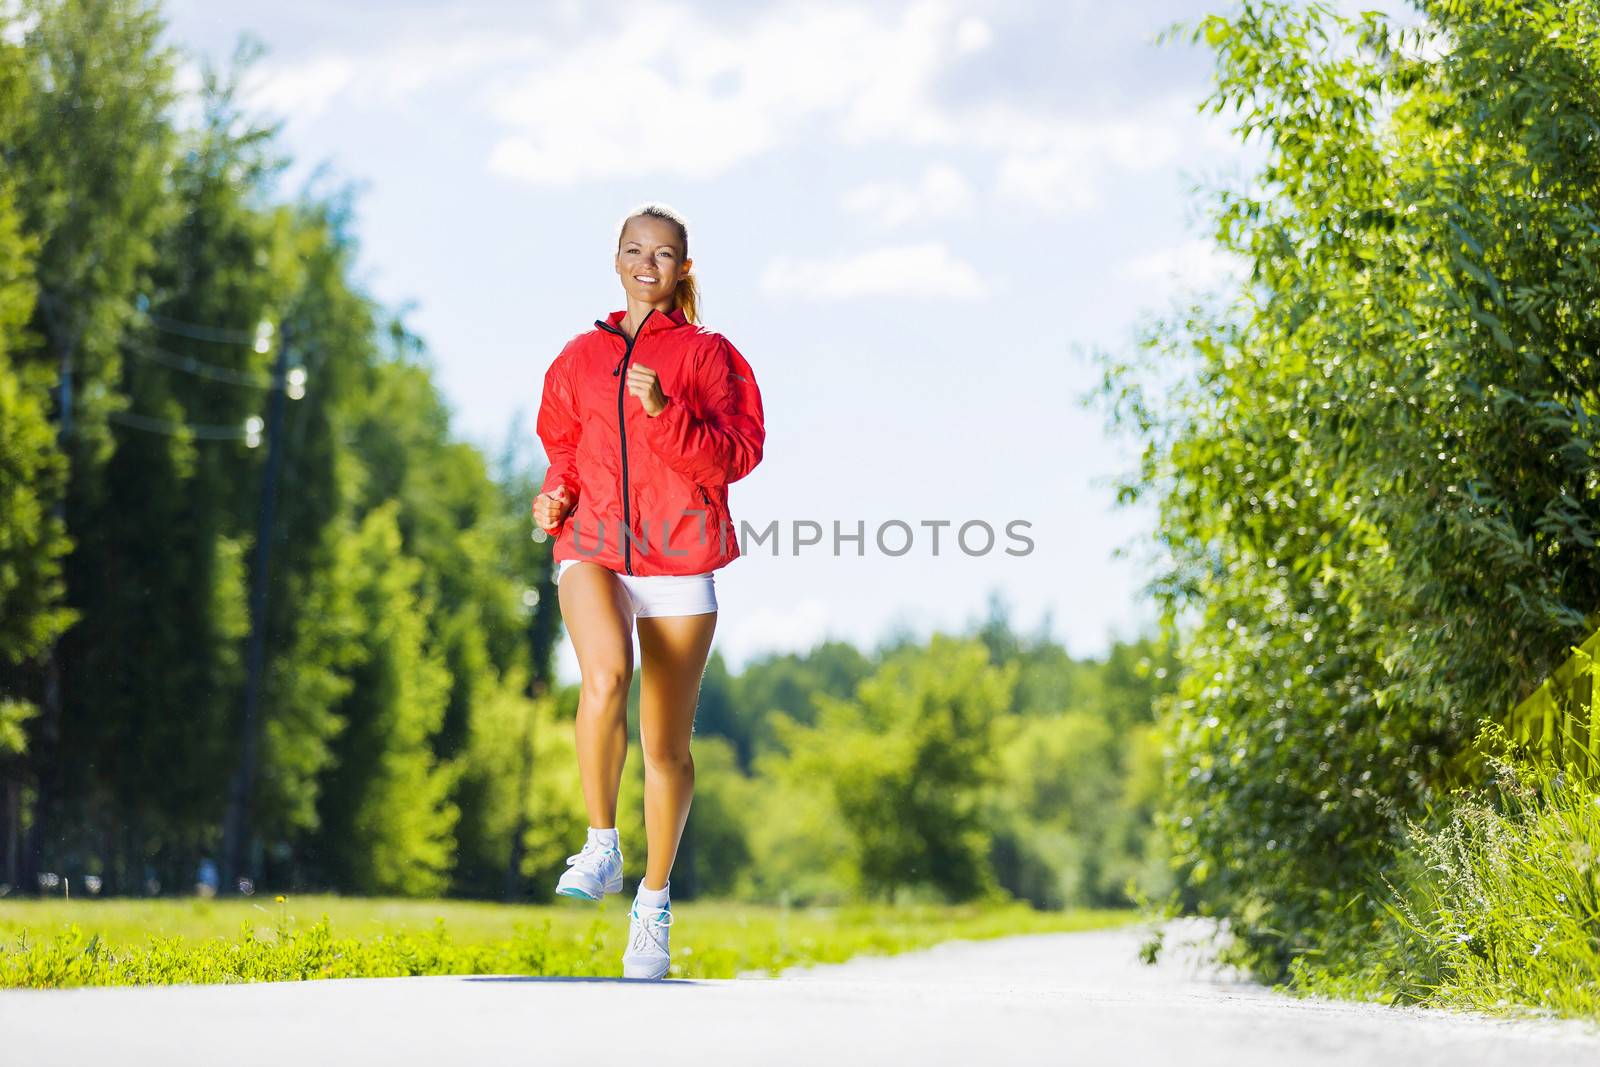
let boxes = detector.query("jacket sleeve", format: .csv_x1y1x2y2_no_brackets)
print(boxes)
638,334,765,487
535,348,582,502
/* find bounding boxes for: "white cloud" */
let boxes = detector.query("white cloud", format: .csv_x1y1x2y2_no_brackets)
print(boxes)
241,33,544,123
987,93,1195,214
843,163,974,227
760,241,987,300
478,1,1224,197
954,15,994,54
482,2,950,185
1118,238,1247,292
169,57,206,131
227,2,1236,220
997,151,1100,215
244,55,357,122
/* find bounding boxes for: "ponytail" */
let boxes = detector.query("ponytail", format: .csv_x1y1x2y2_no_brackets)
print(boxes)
674,271,700,324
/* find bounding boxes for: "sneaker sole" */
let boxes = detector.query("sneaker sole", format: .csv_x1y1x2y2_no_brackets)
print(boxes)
554,873,623,900
623,957,670,980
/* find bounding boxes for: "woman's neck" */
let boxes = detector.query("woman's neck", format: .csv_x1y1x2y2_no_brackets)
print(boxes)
621,297,675,340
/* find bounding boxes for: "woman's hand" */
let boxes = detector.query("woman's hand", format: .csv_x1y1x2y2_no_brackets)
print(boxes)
625,363,668,417
533,484,575,533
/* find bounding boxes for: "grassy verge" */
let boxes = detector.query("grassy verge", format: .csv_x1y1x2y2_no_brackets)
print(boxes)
1278,726,1600,1023
0,895,1138,988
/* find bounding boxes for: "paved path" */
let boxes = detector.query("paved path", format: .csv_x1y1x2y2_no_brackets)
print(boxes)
3,918,1598,1065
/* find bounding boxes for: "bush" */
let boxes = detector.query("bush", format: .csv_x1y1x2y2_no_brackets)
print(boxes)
1096,0,1600,981
1287,724,1600,1020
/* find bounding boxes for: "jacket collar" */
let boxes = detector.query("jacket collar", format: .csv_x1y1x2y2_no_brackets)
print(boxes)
596,306,688,336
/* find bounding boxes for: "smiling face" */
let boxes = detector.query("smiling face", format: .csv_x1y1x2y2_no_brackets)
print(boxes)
615,214,692,308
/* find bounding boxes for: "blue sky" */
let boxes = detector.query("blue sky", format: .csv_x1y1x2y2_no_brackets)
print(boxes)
158,0,1313,682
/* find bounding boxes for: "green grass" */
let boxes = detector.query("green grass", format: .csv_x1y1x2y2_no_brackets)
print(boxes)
1280,726,1600,1023
0,894,1138,988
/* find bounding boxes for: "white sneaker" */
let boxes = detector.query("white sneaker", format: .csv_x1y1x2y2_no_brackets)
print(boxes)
622,900,673,979
555,839,624,900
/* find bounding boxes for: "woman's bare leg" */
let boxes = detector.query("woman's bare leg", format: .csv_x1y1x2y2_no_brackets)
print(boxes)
558,562,637,829
635,610,718,891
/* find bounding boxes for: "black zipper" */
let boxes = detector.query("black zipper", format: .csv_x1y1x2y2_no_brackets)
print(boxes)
595,308,656,575
699,485,718,555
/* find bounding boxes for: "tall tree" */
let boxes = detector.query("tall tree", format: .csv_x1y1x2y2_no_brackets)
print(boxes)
0,33,74,891
305,502,459,897
9,0,177,890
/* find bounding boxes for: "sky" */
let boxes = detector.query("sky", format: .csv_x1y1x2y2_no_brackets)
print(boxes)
155,0,1302,684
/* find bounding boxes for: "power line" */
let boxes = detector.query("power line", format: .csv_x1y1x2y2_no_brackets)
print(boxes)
123,336,275,389
108,408,261,442
139,309,265,347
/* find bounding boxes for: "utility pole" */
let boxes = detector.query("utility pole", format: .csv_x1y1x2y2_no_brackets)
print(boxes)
221,320,291,893
22,293,76,895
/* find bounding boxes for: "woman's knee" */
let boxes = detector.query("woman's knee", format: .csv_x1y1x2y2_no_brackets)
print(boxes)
642,745,694,776
578,663,632,709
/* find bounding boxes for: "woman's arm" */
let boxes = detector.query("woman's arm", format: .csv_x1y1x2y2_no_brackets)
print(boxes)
638,335,765,487
535,349,583,502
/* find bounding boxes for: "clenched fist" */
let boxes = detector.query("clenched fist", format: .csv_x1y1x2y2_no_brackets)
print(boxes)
625,363,668,417
533,484,575,534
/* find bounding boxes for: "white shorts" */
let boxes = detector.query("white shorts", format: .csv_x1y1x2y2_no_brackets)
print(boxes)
556,558,718,618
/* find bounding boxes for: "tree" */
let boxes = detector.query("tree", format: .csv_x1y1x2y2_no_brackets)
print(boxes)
0,36,75,887
0,2,558,897
1096,0,1600,977
7,0,178,890
774,634,1015,902
306,503,459,897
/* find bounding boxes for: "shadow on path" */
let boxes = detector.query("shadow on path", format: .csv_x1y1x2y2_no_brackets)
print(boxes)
463,975,699,986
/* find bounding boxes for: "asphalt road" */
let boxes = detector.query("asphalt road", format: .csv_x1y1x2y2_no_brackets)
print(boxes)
3,917,1598,1065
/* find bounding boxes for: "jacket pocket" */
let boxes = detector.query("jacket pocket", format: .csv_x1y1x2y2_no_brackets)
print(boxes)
694,483,725,556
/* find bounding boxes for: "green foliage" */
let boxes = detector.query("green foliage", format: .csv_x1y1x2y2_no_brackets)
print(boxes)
682,614,1177,910
0,700,39,759
255,531,361,841
738,735,858,904
1493,622,1600,787
0,184,73,677
696,640,873,768
41,37,309,879
10,0,178,469
988,634,1177,908
251,194,393,875
769,635,1014,903
0,31,74,704
308,504,460,897
0,2,563,898
672,735,753,899
1383,748,1600,1019
1096,0,1600,982
2,0,195,883
451,666,580,899
1289,725,1600,1022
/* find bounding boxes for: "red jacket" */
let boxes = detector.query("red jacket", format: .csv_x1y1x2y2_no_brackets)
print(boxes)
535,306,765,576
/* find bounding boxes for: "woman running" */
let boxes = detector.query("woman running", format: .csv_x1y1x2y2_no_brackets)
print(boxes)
532,203,765,980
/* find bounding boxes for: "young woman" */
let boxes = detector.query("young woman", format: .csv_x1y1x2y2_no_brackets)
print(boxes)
532,203,765,980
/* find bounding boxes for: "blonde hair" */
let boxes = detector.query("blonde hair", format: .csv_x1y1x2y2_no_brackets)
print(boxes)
618,202,698,324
